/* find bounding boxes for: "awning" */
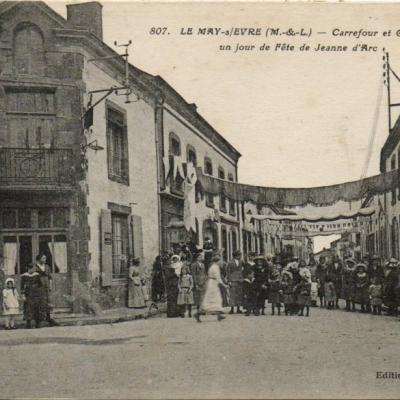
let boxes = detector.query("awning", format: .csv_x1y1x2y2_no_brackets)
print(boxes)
251,207,375,223
196,168,400,207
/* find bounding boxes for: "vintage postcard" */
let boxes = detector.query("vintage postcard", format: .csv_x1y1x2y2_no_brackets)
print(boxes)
0,0,400,399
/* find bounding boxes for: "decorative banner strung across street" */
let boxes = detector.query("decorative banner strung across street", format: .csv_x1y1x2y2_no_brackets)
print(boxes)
196,168,400,207
251,207,375,222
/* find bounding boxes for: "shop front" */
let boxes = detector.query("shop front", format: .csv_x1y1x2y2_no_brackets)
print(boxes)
0,194,73,311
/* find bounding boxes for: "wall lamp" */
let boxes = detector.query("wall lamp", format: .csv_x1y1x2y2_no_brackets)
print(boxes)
83,140,104,153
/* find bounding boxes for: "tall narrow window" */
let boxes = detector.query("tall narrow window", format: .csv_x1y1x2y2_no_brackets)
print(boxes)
228,173,235,216
218,167,226,213
111,213,129,279
391,155,397,205
204,157,213,175
169,133,183,195
187,145,197,166
204,157,214,206
6,89,55,148
107,105,129,185
14,23,45,76
169,132,181,156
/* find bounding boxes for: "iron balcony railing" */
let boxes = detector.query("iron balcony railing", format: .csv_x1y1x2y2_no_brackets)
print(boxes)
0,147,74,185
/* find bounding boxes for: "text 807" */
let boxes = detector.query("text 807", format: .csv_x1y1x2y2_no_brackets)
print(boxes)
150,27,169,35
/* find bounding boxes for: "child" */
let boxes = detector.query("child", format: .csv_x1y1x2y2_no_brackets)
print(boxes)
177,265,194,317
281,270,294,316
243,270,256,316
369,277,383,315
310,279,319,307
297,275,311,317
324,275,336,310
268,270,282,316
354,264,369,313
2,278,20,329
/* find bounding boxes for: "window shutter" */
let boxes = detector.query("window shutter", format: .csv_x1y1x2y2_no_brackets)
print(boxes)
132,215,144,261
100,209,113,286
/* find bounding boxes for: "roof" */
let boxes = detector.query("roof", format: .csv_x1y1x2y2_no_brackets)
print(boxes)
380,114,400,172
0,1,241,163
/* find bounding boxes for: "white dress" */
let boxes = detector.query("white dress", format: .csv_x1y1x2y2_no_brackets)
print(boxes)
2,289,20,315
201,263,224,313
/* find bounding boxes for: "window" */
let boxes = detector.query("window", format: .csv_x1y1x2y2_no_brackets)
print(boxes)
0,208,68,229
14,23,45,76
218,167,226,213
107,106,129,185
169,132,181,156
391,155,397,205
6,89,55,148
204,157,214,206
398,148,400,201
187,145,197,165
228,173,235,216
231,230,237,253
204,157,213,175
206,192,214,208
111,213,129,279
221,226,228,262
169,134,184,195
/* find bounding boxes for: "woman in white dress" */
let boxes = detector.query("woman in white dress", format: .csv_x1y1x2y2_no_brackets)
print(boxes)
195,253,228,322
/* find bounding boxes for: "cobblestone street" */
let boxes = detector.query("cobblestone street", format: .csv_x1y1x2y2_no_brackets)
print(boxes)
0,304,399,399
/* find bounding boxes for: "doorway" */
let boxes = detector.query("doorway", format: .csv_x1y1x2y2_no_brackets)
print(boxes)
2,231,70,309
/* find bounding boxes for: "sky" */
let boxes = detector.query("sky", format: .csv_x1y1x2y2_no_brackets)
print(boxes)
48,1,400,252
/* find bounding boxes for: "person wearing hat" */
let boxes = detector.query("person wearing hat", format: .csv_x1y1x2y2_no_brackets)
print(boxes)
383,258,399,316
2,277,20,329
226,250,244,314
342,258,357,312
315,256,329,308
195,253,229,322
151,255,165,302
368,255,384,285
190,251,207,312
127,257,146,308
163,254,181,318
328,255,343,309
203,237,214,272
354,263,369,313
254,256,269,315
268,267,282,316
281,270,294,315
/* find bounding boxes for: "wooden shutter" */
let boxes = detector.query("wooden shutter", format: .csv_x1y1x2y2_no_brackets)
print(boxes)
132,215,144,261
100,209,113,286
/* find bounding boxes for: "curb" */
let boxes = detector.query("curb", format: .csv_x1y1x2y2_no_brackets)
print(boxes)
1,305,167,330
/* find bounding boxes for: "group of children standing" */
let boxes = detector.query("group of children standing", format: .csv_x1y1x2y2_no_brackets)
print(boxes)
242,261,312,317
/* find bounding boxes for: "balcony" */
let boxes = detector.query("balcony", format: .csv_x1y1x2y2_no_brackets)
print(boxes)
0,148,74,188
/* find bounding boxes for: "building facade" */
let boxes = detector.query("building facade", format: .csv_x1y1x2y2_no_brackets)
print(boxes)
0,1,246,311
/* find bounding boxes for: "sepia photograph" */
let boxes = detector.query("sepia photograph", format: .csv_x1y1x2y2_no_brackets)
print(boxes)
0,0,400,398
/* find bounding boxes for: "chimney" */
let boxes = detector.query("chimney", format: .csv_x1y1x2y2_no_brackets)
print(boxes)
67,2,103,40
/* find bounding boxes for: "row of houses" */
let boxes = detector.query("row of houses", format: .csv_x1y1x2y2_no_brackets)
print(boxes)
0,1,310,312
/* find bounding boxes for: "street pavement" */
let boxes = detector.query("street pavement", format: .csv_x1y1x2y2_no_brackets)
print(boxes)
0,304,399,399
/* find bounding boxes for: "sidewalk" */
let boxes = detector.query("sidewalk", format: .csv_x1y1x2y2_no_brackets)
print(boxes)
0,302,167,329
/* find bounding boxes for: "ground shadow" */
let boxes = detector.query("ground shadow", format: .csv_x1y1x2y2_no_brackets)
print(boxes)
0,335,147,347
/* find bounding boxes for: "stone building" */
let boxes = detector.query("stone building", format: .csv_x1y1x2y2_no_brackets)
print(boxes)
0,1,246,311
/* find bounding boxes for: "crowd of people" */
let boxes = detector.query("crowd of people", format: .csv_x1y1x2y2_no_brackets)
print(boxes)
151,243,400,321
